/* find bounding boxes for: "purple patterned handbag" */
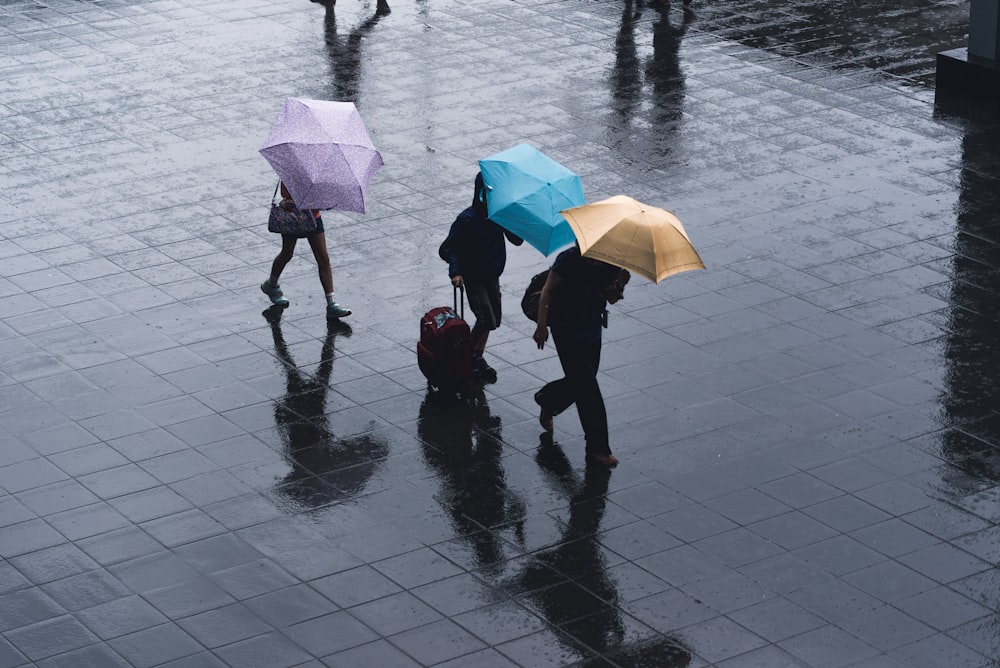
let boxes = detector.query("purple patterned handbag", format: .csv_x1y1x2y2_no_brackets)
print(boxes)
267,182,319,236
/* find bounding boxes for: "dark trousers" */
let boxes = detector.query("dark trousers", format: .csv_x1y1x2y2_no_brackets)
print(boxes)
535,330,610,455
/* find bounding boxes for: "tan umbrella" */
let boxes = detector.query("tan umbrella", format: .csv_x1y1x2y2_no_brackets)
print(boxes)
560,195,705,283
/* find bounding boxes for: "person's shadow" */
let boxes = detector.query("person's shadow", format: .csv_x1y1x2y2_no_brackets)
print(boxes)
608,0,643,144
265,307,389,510
417,390,526,576
313,0,390,103
645,2,694,157
511,435,692,665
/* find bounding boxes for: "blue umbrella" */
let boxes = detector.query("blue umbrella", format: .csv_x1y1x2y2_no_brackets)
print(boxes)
478,144,585,256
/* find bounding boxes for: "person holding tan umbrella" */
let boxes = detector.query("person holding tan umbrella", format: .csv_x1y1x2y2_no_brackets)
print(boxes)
531,195,705,468
532,246,630,468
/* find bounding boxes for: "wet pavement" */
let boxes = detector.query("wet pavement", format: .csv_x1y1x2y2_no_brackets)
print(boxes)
1,0,999,666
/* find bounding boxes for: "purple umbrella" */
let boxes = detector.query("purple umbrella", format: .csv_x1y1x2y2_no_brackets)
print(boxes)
259,98,383,212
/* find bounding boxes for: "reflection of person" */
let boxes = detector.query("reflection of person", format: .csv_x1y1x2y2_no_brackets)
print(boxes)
417,390,525,574
609,0,642,135
522,453,622,652
315,0,390,103
439,173,524,381
265,309,388,507
261,181,351,320
520,436,691,666
646,0,694,131
532,245,629,468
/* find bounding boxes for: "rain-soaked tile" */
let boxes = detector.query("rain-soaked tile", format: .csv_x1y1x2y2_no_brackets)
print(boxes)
211,631,312,668
40,570,132,613
888,632,993,668
9,543,98,585
410,572,496,617
0,587,65,633
283,611,380,657
108,486,193,525
0,562,30,597
495,627,596,667
898,542,992,584
680,615,769,664
175,603,273,650
140,508,227,549
4,615,99,662
896,586,992,632
243,583,336,629
153,652,229,668
838,604,936,651
389,617,488,665
34,643,132,668
946,613,1000,663
107,623,204,668
323,639,422,668
0,519,66,560
143,576,236,620
779,624,882,667
349,591,445,637
75,595,169,640
371,546,465,590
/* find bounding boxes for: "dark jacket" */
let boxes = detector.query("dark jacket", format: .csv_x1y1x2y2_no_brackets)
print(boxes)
439,173,521,283
549,246,624,341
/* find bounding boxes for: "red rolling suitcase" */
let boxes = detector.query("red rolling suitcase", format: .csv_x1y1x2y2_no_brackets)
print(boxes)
418,286,472,396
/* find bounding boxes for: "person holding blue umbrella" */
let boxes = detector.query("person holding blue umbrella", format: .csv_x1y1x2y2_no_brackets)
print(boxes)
439,173,523,381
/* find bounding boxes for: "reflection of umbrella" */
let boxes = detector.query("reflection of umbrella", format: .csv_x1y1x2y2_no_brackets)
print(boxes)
259,98,383,212
560,195,705,283
478,144,585,256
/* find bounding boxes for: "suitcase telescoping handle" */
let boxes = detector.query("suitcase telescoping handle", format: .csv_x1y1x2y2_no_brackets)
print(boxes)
454,284,464,320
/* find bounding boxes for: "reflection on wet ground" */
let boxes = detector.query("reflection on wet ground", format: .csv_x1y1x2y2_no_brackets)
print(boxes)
1,0,999,665
266,308,388,510
688,0,971,84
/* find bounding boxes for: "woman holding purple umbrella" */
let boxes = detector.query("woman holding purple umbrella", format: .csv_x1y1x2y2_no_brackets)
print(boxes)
259,98,384,320
260,181,351,320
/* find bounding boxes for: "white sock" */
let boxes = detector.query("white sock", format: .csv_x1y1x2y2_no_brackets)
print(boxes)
326,292,335,305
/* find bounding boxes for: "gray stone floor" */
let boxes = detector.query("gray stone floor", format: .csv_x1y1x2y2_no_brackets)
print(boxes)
2,0,999,666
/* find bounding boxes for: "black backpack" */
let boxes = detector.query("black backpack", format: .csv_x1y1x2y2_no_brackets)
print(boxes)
520,270,549,322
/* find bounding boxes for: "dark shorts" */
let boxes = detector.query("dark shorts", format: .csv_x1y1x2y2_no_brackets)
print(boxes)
465,279,502,330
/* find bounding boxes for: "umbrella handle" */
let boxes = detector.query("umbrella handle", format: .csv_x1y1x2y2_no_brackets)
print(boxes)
454,284,465,320
271,180,281,205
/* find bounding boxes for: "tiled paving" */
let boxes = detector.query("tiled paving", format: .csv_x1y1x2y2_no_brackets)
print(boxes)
1,0,999,666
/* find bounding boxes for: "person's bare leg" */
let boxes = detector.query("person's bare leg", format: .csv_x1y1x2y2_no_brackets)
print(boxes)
308,233,351,318
262,236,298,306
306,233,334,294
270,235,297,281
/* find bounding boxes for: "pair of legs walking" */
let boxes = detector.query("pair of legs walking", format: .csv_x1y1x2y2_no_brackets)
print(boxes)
534,330,617,467
262,232,351,318
465,280,501,380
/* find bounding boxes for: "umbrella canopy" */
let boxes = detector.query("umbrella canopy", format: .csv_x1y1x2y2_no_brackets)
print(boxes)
478,144,585,256
560,195,705,283
259,98,383,212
